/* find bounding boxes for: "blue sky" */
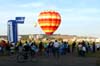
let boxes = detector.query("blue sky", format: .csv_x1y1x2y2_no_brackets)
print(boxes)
0,0,100,37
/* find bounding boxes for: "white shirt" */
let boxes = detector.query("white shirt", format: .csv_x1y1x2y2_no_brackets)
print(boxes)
53,42,59,48
78,44,82,48
82,46,86,51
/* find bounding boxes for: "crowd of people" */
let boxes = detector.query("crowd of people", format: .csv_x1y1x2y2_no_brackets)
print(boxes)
0,39,100,58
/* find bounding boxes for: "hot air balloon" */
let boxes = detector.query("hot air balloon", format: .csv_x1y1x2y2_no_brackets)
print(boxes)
38,10,61,35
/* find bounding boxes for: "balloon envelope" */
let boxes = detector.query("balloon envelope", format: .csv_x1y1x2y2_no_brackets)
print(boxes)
38,10,61,35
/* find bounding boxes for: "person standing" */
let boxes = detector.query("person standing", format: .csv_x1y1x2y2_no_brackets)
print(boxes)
77,42,82,56
53,40,60,58
72,41,76,53
92,42,96,53
39,41,44,56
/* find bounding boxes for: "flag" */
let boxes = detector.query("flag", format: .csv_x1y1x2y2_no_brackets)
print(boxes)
16,17,25,24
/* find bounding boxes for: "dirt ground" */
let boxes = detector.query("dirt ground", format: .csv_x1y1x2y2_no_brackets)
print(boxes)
0,53,99,66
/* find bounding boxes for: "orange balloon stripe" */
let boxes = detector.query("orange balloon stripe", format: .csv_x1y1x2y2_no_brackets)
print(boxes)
38,19,61,25
38,15,61,19
39,14,60,17
38,20,61,23
40,26,58,32
38,18,61,21
40,11,60,15
38,21,60,24
38,19,61,26
43,30,55,32
39,22,60,26
41,26,58,29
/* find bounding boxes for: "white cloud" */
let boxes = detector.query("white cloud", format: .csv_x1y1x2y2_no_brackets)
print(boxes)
62,16,100,22
77,8,100,14
17,1,58,11
19,2,44,8
59,8,100,14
